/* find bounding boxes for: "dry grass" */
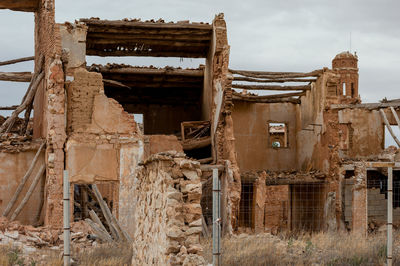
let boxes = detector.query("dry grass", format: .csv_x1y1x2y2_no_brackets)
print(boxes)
74,242,133,266
0,242,132,266
202,231,400,266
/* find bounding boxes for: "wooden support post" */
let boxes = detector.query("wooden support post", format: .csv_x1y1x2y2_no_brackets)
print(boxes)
85,218,113,243
0,71,44,134
91,185,120,241
389,107,400,133
92,185,132,242
380,109,400,147
10,164,46,221
89,209,108,234
2,141,45,217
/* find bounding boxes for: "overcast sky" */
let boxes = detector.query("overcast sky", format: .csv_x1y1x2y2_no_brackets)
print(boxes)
0,0,399,109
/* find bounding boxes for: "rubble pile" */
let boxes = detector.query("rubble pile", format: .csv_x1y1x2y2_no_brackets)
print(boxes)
0,217,95,253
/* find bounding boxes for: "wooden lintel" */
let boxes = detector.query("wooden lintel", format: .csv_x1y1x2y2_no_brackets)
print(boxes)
342,162,400,170
232,90,305,100
86,49,207,58
330,102,400,110
232,84,311,91
232,96,301,104
200,164,224,172
233,76,317,83
229,69,323,79
80,19,213,30
89,66,204,77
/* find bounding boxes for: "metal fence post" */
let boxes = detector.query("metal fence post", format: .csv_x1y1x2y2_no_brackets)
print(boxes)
387,166,393,266
63,170,71,266
212,168,221,266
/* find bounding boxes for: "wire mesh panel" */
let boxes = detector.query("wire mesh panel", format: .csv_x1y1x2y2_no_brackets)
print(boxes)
290,183,326,232
367,172,400,228
239,182,254,228
201,178,213,228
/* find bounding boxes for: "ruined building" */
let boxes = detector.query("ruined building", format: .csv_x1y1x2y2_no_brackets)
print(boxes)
1,0,400,264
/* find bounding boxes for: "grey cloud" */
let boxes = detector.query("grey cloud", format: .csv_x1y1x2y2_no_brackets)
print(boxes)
0,0,399,116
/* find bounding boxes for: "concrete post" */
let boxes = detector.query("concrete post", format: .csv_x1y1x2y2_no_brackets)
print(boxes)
387,166,393,266
212,168,221,266
63,170,70,266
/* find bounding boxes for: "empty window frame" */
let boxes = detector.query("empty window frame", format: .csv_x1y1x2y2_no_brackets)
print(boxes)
268,122,288,148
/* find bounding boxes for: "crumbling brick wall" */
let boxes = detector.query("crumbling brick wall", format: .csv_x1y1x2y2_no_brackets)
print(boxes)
34,0,67,227
131,152,205,265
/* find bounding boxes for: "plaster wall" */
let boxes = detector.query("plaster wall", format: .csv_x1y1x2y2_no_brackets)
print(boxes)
232,101,298,171
0,148,44,225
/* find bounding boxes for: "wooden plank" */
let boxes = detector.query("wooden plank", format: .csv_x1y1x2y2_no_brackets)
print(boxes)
380,109,400,147
232,84,311,91
230,69,323,79
87,32,211,41
390,107,400,133
182,136,211,150
233,76,317,83
86,49,207,58
91,185,120,241
330,102,400,110
80,19,213,30
89,66,204,77
0,0,39,12
85,218,113,243
0,56,34,66
0,105,18,110
232,96,301,104
0,71,44,134
10,164,46,221
89,210,108,234
200,164,225,172
87,38,209,47
2,141,45,217
0,72,32,82
232,91,305,99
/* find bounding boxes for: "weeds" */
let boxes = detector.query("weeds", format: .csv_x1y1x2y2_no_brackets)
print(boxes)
202,231,398,265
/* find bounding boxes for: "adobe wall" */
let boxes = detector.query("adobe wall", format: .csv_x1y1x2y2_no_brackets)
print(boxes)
232,101,298,171
338,108,384,158
64,67,140,229
131,152,205,265
0,144,44,225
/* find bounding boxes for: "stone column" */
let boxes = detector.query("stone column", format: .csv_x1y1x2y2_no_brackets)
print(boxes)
352,162,367,236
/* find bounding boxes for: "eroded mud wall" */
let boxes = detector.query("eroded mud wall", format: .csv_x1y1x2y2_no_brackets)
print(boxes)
0,145,44,225
231,102,298,171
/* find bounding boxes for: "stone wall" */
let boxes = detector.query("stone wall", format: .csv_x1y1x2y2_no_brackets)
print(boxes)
132,152,205,265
